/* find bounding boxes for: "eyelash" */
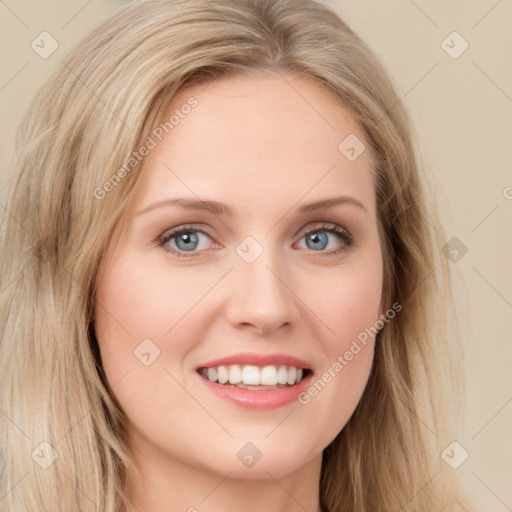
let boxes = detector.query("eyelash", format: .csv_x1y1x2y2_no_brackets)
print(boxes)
156,222,354,258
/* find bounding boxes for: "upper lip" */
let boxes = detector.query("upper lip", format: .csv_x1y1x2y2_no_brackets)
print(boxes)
197,352,313,371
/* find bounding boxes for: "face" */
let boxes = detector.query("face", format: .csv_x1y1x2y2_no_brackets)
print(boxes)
94,72,384,481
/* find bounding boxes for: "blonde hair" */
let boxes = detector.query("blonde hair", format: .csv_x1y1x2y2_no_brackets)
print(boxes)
0,0,473,510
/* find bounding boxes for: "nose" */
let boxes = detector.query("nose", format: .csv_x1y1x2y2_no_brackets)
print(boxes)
225,250,300,336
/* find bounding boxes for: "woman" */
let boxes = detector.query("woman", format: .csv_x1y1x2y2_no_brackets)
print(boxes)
0,0,474,511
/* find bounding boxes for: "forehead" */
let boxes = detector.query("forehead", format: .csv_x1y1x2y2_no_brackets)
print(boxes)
130,72,376,218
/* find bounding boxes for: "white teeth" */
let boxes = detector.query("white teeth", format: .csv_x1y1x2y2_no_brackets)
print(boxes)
200,364,306,386
217,365,229,384
277,366,289,385
242,365,261,385
228,364,242,384
287,366,297,385
260,366,278,386
207,367,217,383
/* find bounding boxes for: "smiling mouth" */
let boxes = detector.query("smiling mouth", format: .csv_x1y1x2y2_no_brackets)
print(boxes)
197,364,312,390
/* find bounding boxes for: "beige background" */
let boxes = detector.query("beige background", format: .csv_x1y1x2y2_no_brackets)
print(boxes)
1,1,511,510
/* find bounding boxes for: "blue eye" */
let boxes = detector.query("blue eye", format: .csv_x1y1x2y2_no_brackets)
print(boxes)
157,222,353,258
304,231,336,251
299,223,353,255
158,226,210,255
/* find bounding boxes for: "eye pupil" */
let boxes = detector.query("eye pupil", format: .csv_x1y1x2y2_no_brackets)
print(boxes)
306,232,328,250
176,232,198,251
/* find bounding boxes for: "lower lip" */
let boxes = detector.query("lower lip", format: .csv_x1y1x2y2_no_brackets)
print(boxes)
197,371,313,410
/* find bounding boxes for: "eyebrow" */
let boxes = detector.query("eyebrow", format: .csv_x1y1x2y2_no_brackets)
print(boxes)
137,195,368,217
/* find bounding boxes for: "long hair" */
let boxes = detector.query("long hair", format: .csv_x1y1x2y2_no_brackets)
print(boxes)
0,0,473,510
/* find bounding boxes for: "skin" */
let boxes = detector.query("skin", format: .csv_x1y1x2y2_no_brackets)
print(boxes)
93,72,384,512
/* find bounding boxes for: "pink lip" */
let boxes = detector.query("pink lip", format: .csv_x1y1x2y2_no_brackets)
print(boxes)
196,371,314,410
197,352,312,371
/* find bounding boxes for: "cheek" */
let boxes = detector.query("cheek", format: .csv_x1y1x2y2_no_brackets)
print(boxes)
328,269,382,344
92,255,195,428
93,255,173,391
299,249,383,429
93,252,209,357
318,248,383,350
